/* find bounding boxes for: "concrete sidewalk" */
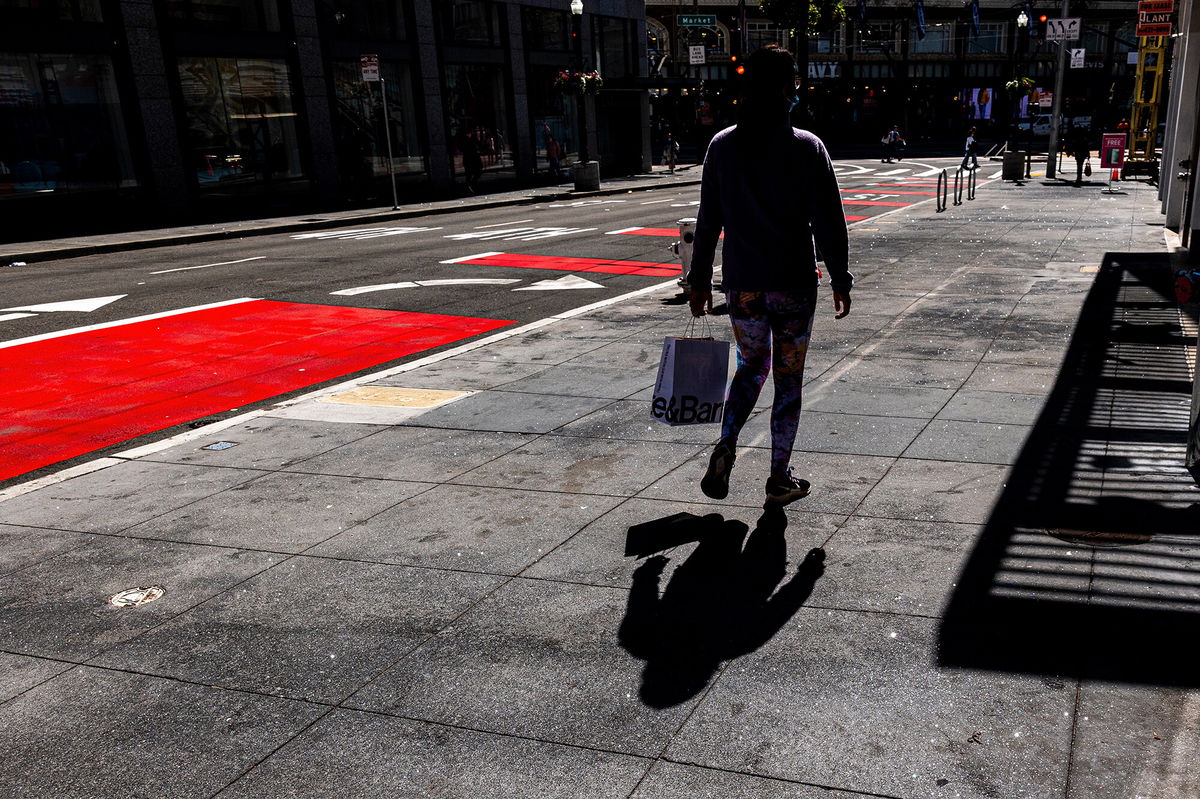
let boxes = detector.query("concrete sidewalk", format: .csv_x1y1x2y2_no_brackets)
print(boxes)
2,176,1199,798
0,165,703,265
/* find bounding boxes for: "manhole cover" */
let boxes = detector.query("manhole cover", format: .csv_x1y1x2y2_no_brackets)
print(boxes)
200,440,240,451
109,586,165,608
1047,528,1153,547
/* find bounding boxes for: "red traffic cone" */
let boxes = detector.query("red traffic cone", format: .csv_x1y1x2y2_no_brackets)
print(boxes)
1111,169,1120,181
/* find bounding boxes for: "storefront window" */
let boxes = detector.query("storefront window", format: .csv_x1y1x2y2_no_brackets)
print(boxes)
442,0,498,45
331,59,424,197
967,23,1005,55
746,22,783,52
164,0,281,32
599,16,630,79
523,7,568,51
910,24,951,54
444,63,513,185
176,57,304,189
0,53,136,198
0,0,102,22
323,0,406,40
808,27,844,55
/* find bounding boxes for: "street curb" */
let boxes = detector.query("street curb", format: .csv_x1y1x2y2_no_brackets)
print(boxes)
0,177,703,265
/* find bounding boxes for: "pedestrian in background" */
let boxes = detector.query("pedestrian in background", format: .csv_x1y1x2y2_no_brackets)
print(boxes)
1068,125,1092,186
688,44,853,507
543,126,564,179
881,124,905,163
961,126,979,171
663,132,680,173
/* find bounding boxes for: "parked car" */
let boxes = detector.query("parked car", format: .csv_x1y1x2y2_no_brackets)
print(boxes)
1017,114,1093,137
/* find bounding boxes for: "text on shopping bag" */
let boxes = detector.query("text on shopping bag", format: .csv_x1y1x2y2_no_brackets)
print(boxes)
651,336,729,425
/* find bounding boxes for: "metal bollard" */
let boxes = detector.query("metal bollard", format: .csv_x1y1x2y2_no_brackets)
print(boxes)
670,217,696,291
936,169,948,212
967,166,977,201
953,168,964,206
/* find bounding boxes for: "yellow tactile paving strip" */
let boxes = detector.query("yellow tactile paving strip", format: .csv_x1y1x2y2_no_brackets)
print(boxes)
317,386,470,408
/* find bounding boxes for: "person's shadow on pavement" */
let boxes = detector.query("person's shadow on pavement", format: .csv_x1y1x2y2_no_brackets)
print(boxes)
618,508,826,708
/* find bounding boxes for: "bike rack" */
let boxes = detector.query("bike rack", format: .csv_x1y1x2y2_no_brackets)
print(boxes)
936,169,948,212
953,168,964,206
967,165,977,201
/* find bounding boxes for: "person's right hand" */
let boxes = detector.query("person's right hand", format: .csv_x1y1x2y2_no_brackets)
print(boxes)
689,289,713,317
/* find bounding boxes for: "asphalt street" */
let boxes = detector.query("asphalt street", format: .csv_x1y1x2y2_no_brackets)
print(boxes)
1,157,980,485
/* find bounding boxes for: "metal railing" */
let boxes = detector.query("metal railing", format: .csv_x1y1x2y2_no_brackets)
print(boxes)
953,166,977,206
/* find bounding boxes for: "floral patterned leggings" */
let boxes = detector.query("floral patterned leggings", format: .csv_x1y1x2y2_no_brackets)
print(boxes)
720,288,818,476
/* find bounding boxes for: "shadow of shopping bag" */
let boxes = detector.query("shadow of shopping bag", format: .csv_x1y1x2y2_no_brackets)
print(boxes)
651,336,729,426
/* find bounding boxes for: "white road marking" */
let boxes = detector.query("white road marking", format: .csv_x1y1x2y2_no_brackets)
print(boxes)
440,251,503,264
0,313,36,322
2,294,127,314
832,163,874,175
0,298,258,350
150,256,266,275
513,275,604,291
876,168,910,176
547,199,628,208
989,170,1002,179
639,198,674,205
606,227,642,235
476,219,533,228
916,168,944,177
670,200,700,207
290,226,441,241
444,226,595,242
330,278,520,296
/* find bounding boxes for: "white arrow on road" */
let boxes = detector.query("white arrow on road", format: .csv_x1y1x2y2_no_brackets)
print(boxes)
513,275,604,291
331,279,519,296
2,294,126,313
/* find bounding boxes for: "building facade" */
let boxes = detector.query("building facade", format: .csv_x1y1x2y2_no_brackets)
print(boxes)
0,0,648,238
646,0,1141,153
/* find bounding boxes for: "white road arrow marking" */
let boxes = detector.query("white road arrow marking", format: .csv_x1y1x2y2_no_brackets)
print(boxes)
330,278,520,296
2,294,127,313
513,275,604,291
443,226,596,242
0,313,36,323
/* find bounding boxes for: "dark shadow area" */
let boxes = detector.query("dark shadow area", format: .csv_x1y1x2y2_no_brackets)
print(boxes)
939,252,1200,685
619,508,826,707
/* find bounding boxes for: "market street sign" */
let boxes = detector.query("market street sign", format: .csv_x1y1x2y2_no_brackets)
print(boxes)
678,14,717,26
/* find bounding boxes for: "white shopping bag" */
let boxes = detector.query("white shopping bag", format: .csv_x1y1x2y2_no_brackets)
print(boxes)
651,336,729,426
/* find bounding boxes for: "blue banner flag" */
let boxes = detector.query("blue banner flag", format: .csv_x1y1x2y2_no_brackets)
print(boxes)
915,0,926,39
969,0,980,36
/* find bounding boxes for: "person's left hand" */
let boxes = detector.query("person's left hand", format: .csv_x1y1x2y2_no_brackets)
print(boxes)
689,289,713,317
833,291,851,319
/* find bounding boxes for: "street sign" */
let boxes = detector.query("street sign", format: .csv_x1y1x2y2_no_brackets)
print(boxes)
1137,21,1173,36
1100,133,1127,169
1070,48,1085,68
678,14,717,26
360,54,380,82
689,45,706,65
1138,0,1173,12
1045,17,1081,40
1139,10,1174,24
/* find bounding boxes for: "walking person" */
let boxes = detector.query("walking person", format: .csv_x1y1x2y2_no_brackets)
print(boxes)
961,126,979,171
881,124,905,163
1068,124,1091,186
543,125,564,179
688,44,853,506
663,132,680,173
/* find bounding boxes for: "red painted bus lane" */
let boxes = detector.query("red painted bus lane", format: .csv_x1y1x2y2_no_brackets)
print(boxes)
445,252,678,277
0,300,513,482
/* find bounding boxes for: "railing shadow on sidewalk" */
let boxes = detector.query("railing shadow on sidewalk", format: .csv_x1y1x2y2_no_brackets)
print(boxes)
618,509,826,708
938,252,1200,685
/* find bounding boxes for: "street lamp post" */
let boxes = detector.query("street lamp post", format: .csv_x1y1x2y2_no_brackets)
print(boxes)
1044,0,1070,179
570,0,599,190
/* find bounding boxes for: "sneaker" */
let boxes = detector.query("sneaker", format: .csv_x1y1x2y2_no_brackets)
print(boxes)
765,468,811,505
701,441,736,500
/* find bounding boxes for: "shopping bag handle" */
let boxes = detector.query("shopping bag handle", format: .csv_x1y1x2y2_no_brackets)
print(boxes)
683,310,716,340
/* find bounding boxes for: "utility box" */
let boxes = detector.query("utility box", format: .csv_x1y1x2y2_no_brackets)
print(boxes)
1002,151,1026,181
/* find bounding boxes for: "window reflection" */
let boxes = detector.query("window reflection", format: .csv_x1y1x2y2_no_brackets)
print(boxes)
177,57,304,188
164,0,281,32
0,53,136,197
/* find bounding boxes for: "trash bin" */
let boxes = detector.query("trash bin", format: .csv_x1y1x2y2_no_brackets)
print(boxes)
1002,151,1026,181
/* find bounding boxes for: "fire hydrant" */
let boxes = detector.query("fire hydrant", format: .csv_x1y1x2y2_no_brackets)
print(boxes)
669,217,696,292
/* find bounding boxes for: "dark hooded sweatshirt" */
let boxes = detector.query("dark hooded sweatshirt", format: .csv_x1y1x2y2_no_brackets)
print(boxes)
688,123,852,295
